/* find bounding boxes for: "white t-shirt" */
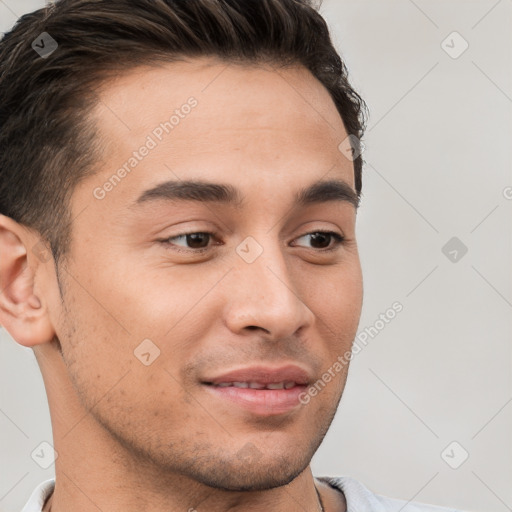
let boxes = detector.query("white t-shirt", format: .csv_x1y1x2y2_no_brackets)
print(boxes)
21,476,464,511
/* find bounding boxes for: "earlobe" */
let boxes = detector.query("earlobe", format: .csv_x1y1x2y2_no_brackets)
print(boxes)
0,214,55,347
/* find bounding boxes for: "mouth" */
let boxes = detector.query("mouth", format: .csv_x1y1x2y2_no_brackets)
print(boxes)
202,382,308,416
207,381,300,389
201,365,311,416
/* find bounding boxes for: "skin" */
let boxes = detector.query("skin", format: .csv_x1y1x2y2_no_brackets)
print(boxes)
0,58,362,512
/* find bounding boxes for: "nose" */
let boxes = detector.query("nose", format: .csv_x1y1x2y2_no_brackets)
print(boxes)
223,236,315,341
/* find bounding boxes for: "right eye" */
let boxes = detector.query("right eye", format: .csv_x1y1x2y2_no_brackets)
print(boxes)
159,231,220,253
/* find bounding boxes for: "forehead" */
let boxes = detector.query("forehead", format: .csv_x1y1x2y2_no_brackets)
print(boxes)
94,57,347,136
77,58,354,217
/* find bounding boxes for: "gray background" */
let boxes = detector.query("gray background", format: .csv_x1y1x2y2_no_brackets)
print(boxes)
1,1,511,511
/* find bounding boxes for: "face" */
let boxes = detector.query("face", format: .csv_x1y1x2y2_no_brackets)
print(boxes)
49,58,363,490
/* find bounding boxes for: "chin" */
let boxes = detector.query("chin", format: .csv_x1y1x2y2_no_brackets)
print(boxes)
194,459,307,491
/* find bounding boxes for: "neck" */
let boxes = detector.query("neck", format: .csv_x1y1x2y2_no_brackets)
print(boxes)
44,480,326,512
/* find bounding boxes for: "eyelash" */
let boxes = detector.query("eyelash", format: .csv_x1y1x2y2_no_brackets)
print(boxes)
159,230,345,254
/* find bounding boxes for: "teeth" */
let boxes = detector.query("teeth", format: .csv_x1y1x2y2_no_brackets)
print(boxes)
232,382,249,388
214,381,297,389
266,382,285,389
249,382,266,389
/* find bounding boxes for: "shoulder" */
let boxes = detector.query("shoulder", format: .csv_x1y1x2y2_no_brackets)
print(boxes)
317,475,465,512
21,479,55,512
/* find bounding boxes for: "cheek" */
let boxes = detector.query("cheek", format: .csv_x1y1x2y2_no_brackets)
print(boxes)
300,265,363,381
57,272,204,413
61,311,191,430
300,262,363,328
81,251,225,343
56,276,137,407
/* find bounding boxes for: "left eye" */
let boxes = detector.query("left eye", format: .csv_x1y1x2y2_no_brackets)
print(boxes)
292,231,344,251
162,232,214,252
160,230,344,253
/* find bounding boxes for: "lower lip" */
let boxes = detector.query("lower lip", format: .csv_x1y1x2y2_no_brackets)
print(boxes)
203,384,307,416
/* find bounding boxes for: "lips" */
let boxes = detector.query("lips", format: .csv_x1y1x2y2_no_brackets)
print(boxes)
202,364,312,387
215,381,297,389
201,365,312,416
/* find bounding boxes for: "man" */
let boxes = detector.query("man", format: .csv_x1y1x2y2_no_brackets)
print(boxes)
0,1,465,511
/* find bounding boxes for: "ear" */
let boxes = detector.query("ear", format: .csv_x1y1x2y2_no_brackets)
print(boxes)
0,214,56,347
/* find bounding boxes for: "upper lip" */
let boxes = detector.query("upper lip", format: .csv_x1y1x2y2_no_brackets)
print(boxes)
202,364,312,386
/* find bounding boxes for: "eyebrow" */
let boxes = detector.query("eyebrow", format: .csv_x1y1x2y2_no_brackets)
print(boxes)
133,178,360,209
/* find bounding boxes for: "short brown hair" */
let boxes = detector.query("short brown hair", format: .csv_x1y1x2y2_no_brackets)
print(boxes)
0,0,367,265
